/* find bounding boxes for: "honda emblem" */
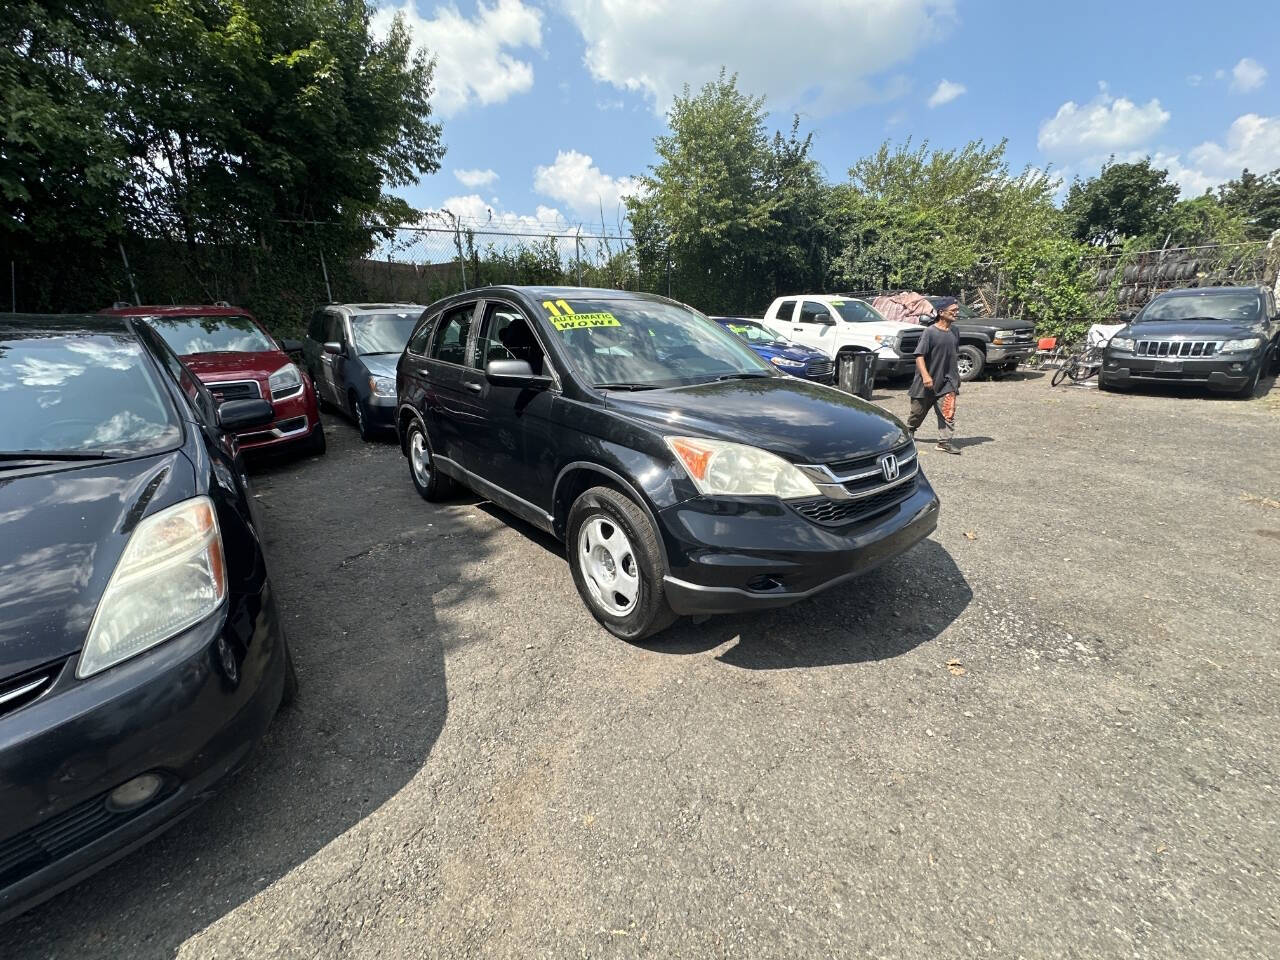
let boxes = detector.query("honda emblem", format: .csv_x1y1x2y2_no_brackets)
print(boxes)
879,453,900,482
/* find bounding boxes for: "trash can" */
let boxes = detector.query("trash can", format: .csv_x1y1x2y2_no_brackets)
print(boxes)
837,348,877,399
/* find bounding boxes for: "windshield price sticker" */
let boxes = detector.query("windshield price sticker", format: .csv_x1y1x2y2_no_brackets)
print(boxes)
550,312,620,331
729,324,749,334
830,300,845,306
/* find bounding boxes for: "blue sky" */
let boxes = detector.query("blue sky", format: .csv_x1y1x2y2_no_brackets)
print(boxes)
370,0,1277,235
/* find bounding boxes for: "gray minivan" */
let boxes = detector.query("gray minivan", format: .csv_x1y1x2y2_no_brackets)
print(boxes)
302,303,425,440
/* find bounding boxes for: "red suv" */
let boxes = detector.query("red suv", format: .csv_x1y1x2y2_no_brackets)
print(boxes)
100,303,325,457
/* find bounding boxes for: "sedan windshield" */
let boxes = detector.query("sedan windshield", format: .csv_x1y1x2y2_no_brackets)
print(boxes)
0,331,180,456
722,320,790,345
831,299,888,323
1140,292,1262,323
144,315,274,355
351,312,419,355
544,299,772,388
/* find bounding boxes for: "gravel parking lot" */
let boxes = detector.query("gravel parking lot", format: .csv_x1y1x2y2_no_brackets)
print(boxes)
4,371,1278,959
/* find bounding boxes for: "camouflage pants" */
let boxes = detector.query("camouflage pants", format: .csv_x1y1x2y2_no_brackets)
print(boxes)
907,391,956,443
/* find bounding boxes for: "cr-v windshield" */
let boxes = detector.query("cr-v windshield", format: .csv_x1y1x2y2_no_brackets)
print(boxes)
0,331,180,455
351,312,418,355
1139,292,1262,323
144,315,274,355
544,299,773,388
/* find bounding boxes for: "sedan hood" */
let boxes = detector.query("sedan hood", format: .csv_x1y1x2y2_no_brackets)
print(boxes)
605,377,907,464
0,451,196,681
182,349,289,382
759,343,827,363
1124,319,1261,340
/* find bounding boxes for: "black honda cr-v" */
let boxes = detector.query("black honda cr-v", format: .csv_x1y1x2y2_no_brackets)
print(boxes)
395,287,940,639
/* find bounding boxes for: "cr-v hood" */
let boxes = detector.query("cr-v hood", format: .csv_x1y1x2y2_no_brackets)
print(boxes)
0,451,196,681
604,376,908,464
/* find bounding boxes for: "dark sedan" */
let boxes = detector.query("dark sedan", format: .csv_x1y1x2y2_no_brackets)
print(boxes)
0,315,295,922
1100,285,1279,397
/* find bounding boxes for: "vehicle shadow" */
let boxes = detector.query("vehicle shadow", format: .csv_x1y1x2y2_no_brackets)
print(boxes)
0,418,486,958
638,538,970,670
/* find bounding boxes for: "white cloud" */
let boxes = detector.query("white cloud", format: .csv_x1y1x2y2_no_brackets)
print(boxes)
533,150,642,219
559,0,955,116
1037,88,1170,155
429,194,572,233
454,168,498,188
1230,57,1267,93
371,0,542,118
927,79,965,108
1187,74,1202,87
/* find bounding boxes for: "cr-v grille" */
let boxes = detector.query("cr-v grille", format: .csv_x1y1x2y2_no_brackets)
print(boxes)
1135,340,1220,358
792,476,918,527
0,659,64,720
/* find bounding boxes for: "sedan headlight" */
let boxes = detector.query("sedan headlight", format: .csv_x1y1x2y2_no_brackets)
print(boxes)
368,375,397,398
666,436,820,499
268,362,303,400
769,356,806,370
1220,337,1261,353
78,496,227,678
1109,337,1135,352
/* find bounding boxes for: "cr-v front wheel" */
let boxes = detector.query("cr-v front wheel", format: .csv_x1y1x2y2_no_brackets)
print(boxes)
566,486,676,641
406,419,453,501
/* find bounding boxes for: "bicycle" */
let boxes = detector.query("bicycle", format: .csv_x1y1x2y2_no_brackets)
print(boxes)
1050,342,1105,386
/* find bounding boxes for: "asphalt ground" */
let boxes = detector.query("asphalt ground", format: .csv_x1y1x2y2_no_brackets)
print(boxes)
4,370,1279,959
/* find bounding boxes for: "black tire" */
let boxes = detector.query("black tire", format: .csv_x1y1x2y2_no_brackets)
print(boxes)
304,422,326,456
566,486,677,641
349,391,374,441
279,643,298,709
957,344,985,382
1234,366,1261,399
1051,361,1072,387
1067,358,1098,383
405,418,453,501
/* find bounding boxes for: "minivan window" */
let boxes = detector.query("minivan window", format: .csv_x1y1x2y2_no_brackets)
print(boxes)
1140,291,1262,323
351,312,418,355
0,331,180,454
307,310,326,341
542,299,771,389
430,304,475,365
143,315,274,355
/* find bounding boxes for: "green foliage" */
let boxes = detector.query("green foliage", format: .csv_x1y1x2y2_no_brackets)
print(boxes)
1217,168,1280,240
1160,194,1248,247
1063,158,1179,246
626,71,832,314
997,234,1105,340
829,138,1060,293
2,0,444,326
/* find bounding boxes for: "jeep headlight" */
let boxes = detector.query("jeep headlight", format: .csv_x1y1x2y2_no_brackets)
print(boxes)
1220,337,1261,353
666,437,820,500
78,497,227,678
268,362,303,400
1110,337,1135,352
369,375,396,398
769,356,806,370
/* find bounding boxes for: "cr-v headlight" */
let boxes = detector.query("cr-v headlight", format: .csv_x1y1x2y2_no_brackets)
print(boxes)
1220,337,1261,353
666,437,820,499
77,496,228,678
268,362,303,399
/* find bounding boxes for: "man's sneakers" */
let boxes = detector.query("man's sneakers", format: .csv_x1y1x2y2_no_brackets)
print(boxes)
936,441,961,455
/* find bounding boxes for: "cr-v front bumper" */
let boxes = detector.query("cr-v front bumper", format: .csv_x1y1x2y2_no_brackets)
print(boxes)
656,475,939,615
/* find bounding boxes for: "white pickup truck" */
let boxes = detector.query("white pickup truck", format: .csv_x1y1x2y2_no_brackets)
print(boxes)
761,294,917,379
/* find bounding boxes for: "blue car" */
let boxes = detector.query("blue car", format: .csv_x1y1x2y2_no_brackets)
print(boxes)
712,317,835,383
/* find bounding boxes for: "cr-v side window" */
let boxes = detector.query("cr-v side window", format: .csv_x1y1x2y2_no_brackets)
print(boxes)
471,302,547,375
429,303,476,365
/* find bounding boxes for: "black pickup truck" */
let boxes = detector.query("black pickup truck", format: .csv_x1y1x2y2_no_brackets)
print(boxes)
890,299,1037,382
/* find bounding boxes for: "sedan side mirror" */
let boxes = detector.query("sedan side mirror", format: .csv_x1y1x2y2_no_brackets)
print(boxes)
485,359,551,389
217,398,275,431
323,341,344,356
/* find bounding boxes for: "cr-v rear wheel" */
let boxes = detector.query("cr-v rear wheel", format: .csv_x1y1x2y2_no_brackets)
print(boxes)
406,419,452,501
567,486,676,641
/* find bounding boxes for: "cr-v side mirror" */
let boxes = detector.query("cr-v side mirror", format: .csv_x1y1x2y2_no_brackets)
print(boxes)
217,398,275,431
485,359,551,389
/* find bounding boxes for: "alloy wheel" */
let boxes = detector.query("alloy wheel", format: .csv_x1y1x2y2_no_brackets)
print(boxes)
409,429,431,486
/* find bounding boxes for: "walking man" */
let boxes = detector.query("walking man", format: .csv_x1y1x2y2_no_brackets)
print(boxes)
907,297,962,455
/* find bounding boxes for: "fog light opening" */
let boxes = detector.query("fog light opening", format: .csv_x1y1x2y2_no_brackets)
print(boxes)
106,772,165,813
746,575,784,593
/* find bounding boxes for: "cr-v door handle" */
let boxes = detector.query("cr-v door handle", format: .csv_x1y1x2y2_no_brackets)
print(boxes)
464,381,483,393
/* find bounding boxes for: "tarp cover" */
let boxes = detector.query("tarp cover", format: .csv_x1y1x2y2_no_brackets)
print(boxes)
871,292,935,325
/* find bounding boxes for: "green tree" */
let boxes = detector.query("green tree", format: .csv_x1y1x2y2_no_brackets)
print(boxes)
829,138,1059,292
1062,158,1179,246
1160,194,1247,247
1216,168,1280,240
